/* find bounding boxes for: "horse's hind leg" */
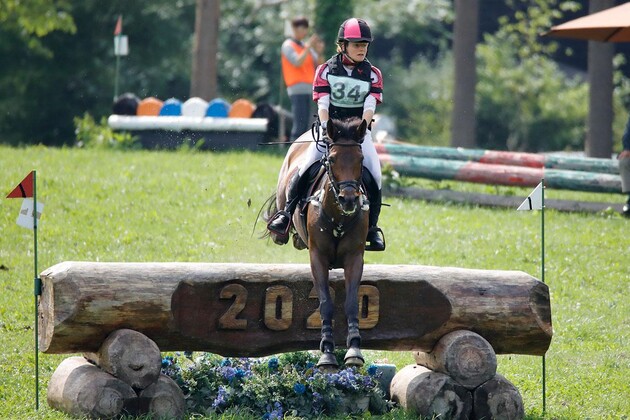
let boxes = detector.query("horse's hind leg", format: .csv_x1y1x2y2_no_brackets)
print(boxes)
344,256,365,367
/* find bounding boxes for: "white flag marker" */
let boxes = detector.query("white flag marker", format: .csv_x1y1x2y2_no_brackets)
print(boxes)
16,198,44,229
517,182,543,211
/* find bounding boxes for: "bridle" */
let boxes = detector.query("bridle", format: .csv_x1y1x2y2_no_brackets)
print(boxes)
321,140,364,215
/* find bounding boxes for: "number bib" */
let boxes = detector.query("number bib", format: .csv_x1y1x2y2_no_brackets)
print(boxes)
327,74,370,108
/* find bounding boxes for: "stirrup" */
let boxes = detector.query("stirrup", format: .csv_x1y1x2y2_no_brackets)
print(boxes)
365,227,385,251
267,211,291,242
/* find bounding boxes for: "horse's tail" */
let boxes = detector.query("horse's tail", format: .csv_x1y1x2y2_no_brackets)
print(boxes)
253,193,277,239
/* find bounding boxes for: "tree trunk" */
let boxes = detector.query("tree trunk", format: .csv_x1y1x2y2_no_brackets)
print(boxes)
472,374,524,420
47,356,137,418
451,0,479,148
413,329,496,389
84,329,162,390
390,364,472,419
586,0,614,158
38,262,552,356
137,374,186,419
190,0,220,100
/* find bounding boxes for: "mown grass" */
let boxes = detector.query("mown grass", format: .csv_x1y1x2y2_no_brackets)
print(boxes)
0,145,628,419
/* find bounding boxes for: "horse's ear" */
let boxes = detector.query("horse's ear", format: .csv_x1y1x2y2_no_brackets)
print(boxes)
326,119,336,141
355,119,368,143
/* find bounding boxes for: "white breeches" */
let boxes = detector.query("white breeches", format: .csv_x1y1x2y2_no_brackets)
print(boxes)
298,129,382,188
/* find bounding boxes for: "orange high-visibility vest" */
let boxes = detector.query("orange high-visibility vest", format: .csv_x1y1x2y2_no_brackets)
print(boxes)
281,40,315,87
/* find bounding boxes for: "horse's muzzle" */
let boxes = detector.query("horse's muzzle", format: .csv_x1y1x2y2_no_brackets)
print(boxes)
338,186,360,214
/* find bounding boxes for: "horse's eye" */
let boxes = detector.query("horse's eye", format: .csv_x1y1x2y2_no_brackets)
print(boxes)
328,157,335,164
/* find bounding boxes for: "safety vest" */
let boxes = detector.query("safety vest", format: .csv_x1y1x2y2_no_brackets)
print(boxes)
281,40,315,87
315,54,376,120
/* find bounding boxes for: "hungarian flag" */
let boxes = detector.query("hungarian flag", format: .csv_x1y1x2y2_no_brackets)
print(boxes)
114,15,122,36
6,171,34,198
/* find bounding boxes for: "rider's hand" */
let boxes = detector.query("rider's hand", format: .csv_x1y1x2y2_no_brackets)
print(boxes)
619,150,630,159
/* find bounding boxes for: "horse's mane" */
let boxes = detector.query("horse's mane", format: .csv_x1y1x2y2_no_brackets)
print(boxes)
330,117,362,142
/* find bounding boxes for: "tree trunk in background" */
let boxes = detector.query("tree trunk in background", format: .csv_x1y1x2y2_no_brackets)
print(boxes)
586,0,614,158
451,0,479,149
191,0,220,100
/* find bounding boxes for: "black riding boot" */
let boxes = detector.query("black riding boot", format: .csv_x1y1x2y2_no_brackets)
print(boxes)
363,171,386,251
267,171,307,242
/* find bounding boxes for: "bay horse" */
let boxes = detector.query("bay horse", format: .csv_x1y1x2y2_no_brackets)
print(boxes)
267,117,369,368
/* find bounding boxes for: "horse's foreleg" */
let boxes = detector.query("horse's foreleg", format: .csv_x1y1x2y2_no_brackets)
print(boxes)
310,250,337,368
344,255,364,367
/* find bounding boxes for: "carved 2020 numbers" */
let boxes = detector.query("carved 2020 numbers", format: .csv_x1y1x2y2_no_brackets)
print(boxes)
218,284,379,331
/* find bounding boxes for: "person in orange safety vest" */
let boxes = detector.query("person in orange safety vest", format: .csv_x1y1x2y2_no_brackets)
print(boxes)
281,17,324,141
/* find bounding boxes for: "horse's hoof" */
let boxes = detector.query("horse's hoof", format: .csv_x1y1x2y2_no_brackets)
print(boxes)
317,352,338,370
344,348,364,367
271,232,289,245
292,233,307,250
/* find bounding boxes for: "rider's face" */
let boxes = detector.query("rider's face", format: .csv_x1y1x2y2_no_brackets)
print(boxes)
346,42,368,62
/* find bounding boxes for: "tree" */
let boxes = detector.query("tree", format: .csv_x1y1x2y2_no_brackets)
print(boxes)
586,0,614,158
191,0,220,100
450,0,479,148
314,0,353,57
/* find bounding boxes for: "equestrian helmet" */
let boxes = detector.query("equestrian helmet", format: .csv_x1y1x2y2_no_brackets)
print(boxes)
337,18,372,43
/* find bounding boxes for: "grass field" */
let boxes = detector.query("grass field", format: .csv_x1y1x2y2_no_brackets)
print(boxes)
0,145,628,419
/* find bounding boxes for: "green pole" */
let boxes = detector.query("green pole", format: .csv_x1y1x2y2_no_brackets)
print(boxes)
114,46,121,100
33,170,40,410
541,178,546,414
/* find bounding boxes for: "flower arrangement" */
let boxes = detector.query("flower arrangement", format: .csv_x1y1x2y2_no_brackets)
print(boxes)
161,351,390,418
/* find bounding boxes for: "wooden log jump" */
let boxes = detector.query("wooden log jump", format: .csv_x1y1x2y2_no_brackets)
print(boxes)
39,262,552,356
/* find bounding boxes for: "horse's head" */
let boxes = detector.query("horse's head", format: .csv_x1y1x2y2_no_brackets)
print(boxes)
324,118,367,215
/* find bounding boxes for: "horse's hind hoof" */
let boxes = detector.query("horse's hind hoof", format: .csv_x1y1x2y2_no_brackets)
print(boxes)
344,348,364,367
317,352,338,370
292,233,307,250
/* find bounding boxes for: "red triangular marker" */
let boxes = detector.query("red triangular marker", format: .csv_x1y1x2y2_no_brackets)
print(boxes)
7,171,34,198
114,15,122,36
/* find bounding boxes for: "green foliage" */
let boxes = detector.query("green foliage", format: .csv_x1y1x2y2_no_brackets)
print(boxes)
474,0,587,151
161,352,388,418
0,0,76,55
379,53,453,146
314,0,354,57
73,113,138,149
476,35,588,151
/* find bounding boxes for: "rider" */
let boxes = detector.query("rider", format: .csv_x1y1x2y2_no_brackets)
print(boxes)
268,17,385,251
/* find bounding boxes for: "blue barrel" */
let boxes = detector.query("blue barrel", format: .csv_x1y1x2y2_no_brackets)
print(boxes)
206,98,230,118
159,98,183,116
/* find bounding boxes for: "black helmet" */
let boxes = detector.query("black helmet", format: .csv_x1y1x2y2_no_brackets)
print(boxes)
337,18,372,43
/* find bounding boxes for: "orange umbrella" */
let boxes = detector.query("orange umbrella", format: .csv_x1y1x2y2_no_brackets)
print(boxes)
546,2,630,42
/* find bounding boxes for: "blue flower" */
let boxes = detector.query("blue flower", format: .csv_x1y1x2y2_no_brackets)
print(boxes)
268,357,279,371
212,385,229,408
161,356,174,368
221,366,236,381
220,358,232,367
367,364,378,376
293,382,306,395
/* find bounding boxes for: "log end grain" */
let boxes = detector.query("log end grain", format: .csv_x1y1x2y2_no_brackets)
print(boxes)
138,374,186,419
390,364,472,419
47,356,137,418
473,373,524,420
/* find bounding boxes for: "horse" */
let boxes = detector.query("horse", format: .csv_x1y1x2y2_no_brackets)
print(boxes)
266,117,370,368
